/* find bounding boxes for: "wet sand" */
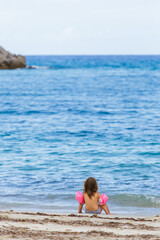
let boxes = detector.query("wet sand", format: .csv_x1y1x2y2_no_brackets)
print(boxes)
0,211,160,239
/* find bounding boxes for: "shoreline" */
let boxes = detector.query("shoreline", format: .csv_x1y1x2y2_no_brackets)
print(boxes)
0,211,159,239
0,205,159,217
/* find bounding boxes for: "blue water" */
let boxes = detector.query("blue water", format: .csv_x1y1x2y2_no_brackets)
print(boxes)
0,55,160,215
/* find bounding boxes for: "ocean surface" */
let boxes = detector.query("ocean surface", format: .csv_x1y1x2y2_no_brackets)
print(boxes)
0,55,160,216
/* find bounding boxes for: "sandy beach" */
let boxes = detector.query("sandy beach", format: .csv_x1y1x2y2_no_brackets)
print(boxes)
0,211,159,239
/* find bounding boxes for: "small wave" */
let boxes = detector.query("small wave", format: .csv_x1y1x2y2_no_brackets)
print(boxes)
0,110,17,114
138,151,160,156
110,194,160,208
26,65,50,69
97,110,113,115
0,110,57,115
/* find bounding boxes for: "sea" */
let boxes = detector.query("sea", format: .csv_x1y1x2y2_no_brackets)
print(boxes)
0,55,160,216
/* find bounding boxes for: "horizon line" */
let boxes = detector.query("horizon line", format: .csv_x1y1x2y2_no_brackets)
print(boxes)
24,54,160,56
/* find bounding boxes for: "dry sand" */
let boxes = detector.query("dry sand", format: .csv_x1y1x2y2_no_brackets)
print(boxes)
0,211,159,239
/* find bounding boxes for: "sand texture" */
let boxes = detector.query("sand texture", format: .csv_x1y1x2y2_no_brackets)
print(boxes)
0,211,160,239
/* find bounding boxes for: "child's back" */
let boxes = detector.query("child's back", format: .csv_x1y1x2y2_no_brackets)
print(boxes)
84,192,100,211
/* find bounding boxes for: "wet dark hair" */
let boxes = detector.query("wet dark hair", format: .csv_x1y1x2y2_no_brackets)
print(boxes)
84,177,98,198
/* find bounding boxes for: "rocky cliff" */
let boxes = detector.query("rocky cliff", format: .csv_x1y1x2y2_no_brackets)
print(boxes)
0,46,26,69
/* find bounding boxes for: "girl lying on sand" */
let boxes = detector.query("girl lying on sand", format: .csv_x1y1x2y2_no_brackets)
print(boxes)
76,177,110,214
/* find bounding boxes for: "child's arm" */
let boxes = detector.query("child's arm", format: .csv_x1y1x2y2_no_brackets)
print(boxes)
98,193,111,215
78,204,83,213
102,204,110,215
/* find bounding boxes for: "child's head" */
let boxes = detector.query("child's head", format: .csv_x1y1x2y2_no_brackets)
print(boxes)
84,177,98,198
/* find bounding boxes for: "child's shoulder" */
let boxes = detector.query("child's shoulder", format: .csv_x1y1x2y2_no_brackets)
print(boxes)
95,192,101,198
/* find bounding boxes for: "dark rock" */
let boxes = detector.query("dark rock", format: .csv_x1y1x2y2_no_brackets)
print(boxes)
0,46,26,69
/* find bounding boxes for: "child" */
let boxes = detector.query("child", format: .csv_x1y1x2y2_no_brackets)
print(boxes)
76,177,110,214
